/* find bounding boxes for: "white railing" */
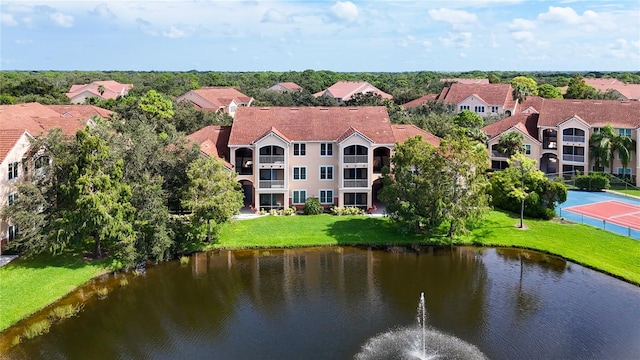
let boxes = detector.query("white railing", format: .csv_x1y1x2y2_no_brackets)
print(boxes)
562,155,585,162
563,136,585,143
343,179,368,188
259,155,285,164
259,180,285,188
343,155,368,163
491,151,507,158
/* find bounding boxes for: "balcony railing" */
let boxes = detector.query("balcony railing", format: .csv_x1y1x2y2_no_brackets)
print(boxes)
491,151,507,158
259,180,285,189
259,155,285,164
343,179,368,188
562,155,585,162
563,136,585,143
344,155,368,164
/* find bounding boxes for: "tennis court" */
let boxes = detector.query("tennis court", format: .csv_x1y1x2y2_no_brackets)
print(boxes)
563,200,640,231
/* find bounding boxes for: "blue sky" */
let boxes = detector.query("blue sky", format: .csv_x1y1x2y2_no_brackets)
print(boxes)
1,0,639,72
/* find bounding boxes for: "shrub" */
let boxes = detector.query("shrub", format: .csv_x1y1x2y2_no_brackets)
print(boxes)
49,304,83,322
331,206,365,216
269,209,278,216
278,207,297,216
574,174,610,191
96,288,109,299
179,256,190,265
303,198,323,215
23,320,51,339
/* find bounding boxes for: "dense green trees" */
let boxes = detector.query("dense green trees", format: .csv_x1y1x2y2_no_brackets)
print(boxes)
537,84,563,99
379,135,490,236
496,131,525,158
510,76,538,102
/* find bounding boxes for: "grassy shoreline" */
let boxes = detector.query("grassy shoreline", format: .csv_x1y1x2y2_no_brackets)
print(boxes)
1,210,638,333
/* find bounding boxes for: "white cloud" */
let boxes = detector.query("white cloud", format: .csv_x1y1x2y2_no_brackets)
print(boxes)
50,12,73,27
537,6,581,25
459,52,467,58
422,40,432,48
608,39,640,60
91,4,116,19
1,13,18,26
511,31,535,42
163,26,187,39
331,1,359,22
15,39,33,44
428,8,477,29
509,18,536,31
262,8,292,24
439,32,472,48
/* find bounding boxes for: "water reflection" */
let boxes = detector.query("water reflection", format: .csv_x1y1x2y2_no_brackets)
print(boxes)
3,247,640,360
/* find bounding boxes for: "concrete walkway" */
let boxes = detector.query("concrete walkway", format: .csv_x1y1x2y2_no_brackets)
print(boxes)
0,255,18,267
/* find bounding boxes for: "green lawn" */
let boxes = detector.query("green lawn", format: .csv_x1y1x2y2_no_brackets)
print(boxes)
0,252,109,331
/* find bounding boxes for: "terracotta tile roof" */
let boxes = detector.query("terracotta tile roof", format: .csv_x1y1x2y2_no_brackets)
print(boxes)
66,80,133,101
177,87,253,109
583,78,640,100
255,126,291,143
0,102,111,136
314,81,393,101
402,94,439,108
45,105,113,120
536,99,640,128
229,107,395,145
518,96,545,114
440,78,490,84
268,82,303,92
440,83,517,111
185,125,232,162
482,113,540,141
335,126,374,144
391,124,441,147
0,129,30,163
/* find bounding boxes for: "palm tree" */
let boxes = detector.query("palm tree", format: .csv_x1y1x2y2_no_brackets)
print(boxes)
615,134,636,179
97,84,105,96
589,124,615,173
496,131,524,158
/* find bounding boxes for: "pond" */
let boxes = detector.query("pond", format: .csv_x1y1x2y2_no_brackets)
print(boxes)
4,246,640,359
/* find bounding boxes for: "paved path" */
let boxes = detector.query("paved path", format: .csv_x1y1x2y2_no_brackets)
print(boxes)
0,255,18,267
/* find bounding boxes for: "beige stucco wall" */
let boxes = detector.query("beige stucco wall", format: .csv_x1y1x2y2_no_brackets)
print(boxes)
0,133,31,243
457,95,504,117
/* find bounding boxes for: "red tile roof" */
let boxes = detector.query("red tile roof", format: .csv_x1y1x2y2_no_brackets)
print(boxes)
229,107,395,145
439,83,517,111
185,125,232,162
391,124,441,147
402,94,439,109
66,80,133,101
583,78,640,100
481,113,540,141
0,129,30,163
536,99,640,128
268,82,303,92
440,78,490,85
177,87,253,109
314,81,393,101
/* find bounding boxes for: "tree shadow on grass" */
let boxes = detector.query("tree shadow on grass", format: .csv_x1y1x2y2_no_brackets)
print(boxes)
324,217,426,245
1,246,110,271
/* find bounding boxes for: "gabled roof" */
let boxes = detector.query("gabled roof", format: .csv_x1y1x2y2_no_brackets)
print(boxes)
229,107,395,146
185,125,232,164
583,78,640,100
254,126,291,144
482,113,540,141
267,82,303,92
177,87,253,109
402,94,439,109
536,99,640,128
439,83,517,110
440,78,490,85
66,80,133,101
0,129,31,163
335,126,374,144
314,81,393,101
391,124,441,147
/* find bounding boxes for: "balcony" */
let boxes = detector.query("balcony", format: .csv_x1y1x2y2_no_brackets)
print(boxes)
344,155,368,164
563,136,585,143
259,155,285,164
259,180,285,189
562,155,585,162
491,151,507,158
343,179,368,188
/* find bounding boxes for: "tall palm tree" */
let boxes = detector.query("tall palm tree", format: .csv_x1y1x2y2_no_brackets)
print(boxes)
589,124,615,173
615,134,636,178
496,131,524,158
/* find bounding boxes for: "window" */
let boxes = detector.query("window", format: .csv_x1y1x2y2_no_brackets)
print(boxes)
294,143,306,156
320,143,333,156
8,161,19,181
319,190,334,204
617,167,632,175
460,105,470,111
320,166,333,180
524,144,531,155
474,105,485,113
8,225,17,242
293,167,307,180
292,190,307,204
619,128,632,137
344,192,367,207
8,192,18,206
491,106,499,113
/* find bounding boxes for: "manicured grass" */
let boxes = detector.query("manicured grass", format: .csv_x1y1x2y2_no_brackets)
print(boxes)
610,188,640,197
0,252,109,331
216,212,640,285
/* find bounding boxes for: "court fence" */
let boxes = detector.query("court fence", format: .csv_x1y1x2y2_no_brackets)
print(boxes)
557,207,640,240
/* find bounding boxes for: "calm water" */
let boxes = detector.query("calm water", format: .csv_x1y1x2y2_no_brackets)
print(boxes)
4,247,640,360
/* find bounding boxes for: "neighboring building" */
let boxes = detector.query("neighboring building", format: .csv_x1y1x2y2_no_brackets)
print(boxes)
184,125,233,169
0,103,112,250
482,99,640,187
402,94,439,109
583,78,640,101
440,78,490,85
176,87,254,118
313,81,393,103
438,83,518,117
267,82,303,93
225,106,438,210
66,80,133,104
